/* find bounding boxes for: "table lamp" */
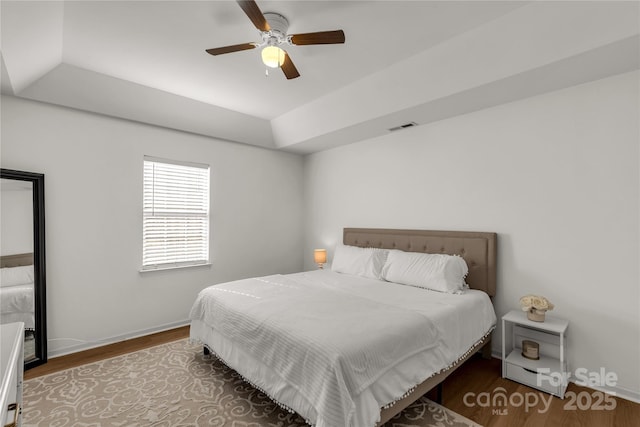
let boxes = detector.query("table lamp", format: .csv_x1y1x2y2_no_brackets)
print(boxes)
314,249,327,269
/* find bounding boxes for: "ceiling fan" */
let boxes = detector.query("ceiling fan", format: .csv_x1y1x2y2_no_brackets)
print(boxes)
206,0,345,79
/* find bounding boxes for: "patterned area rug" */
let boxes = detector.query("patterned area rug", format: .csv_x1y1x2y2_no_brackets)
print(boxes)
23,339,481,427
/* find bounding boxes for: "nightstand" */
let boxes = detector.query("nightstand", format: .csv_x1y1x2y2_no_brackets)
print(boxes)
502,309,569,398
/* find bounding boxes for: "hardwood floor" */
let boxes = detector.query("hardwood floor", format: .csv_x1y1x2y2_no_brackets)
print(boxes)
25,326,639,427
430,356,639,427
24,325,190,380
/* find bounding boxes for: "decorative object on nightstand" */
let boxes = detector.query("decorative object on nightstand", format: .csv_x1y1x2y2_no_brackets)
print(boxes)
502,309,569,398
519,294,554,322
522,340,540,360
314,249,327,269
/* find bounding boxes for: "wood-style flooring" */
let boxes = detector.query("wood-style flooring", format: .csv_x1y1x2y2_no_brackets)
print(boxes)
25,326,639,427
433,355,639,427
25,326,189,380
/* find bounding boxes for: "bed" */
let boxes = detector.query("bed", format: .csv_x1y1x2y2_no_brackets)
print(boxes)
189,228,497,427
0,252,35,329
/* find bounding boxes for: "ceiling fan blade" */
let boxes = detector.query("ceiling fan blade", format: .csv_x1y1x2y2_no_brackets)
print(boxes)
206,43,256,56
237,0,270,32
290,30,345,45
281,53,300,80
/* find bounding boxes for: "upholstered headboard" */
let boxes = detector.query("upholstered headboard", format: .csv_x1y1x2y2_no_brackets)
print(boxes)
0,253,34,268
343,228,497,296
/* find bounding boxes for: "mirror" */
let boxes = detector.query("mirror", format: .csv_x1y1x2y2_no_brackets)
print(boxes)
0,168,47,369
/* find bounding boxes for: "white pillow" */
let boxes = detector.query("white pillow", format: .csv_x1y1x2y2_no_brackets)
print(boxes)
381,250,468,293
1,265,34,287
331,245,388,280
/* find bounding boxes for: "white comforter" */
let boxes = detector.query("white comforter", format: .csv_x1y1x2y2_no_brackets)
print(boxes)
189,270,495,427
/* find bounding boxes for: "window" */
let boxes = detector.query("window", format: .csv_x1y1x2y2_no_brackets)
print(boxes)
142,156,210,270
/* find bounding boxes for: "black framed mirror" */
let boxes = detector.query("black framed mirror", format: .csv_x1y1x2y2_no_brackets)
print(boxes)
0,168,47,369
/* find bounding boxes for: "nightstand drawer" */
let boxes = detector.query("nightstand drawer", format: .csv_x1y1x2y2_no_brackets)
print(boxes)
505,362,561,396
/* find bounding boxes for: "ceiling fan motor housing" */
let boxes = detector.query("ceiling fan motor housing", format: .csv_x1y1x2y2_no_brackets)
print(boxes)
263,12,289,43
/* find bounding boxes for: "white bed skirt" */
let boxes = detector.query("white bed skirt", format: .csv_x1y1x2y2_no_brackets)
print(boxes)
190,319,492,427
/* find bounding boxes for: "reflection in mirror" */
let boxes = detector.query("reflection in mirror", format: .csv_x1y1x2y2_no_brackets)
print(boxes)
0,169,47,369
0,179,34,362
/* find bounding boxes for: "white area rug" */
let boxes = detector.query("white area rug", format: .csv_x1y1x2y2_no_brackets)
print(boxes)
23,339,481,427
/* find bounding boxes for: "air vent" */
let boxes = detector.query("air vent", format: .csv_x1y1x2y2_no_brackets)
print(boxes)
388,122,418,132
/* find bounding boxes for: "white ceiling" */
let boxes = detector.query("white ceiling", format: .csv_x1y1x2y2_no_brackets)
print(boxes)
2,1,639,154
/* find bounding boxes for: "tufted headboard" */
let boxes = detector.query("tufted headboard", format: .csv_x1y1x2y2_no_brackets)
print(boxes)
343,228,497,296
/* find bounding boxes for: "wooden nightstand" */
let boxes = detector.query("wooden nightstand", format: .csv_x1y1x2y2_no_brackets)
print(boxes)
502,309,569,398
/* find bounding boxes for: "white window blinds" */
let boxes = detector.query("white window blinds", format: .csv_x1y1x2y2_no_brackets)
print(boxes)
142,156,210,270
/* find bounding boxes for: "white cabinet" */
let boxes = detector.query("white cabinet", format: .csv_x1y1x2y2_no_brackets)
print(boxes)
501,310,569,398
1,322,24,427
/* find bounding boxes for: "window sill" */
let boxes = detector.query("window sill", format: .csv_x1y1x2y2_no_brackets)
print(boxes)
139,263,212,273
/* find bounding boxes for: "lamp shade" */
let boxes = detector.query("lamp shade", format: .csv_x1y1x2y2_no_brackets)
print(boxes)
261,46,286,68
314,249,327,265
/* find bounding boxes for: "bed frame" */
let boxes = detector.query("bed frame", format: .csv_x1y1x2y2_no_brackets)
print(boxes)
200,228,497,425
342,228,497,425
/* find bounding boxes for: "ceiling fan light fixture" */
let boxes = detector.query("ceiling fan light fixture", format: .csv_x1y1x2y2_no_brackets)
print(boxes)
261,45,285,68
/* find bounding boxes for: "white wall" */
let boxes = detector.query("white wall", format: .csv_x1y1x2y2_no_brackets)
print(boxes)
303,71,639,400
0,95,305,355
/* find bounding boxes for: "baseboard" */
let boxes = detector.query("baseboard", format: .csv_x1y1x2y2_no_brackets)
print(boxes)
588,383,640,404
47,319,190,358
490,350,640,404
